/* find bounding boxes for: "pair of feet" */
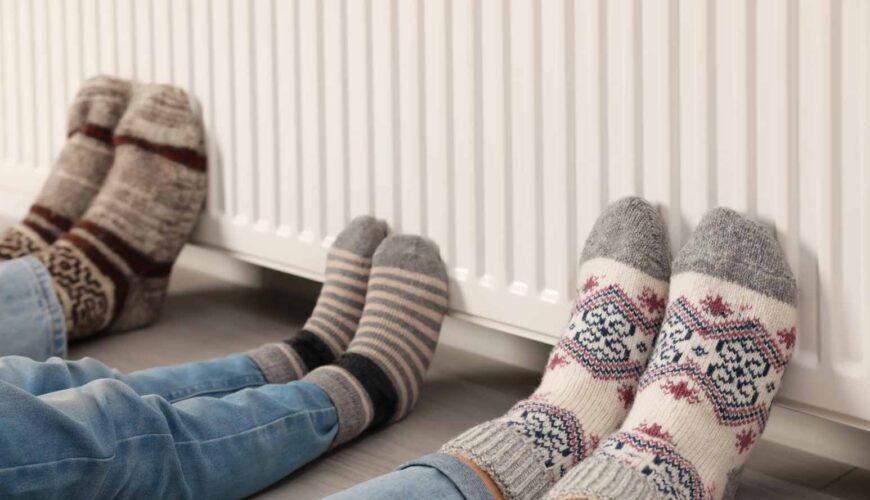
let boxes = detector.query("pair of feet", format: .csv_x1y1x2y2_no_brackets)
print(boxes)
247,217,450,445
0,76,207,338
443,198,797,500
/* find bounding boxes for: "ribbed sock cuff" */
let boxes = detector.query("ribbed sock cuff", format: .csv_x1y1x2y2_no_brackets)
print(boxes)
440,420,557,500
246,343,307,383
303,365,374,446
246,329,338,384
545,455,660,500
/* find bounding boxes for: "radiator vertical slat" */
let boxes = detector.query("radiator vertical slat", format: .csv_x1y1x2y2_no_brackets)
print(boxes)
274,0,300,234
479,0,508,289
322,0,348,237
606,0,639,201
133,0,153,81
507,0,537,295
397,0,424,234
837,0,865,371
231,0,255,225
574,0,605,254
298,0,323,242
346,0,373,219
423,0,450,258
18,0,35,169
115,0,135,79
170,0,192,92
450,0,477,281
540,0,569,301
254,0,278,230
32,0,51,168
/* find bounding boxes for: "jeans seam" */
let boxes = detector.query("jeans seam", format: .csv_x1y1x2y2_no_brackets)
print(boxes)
162,375,266,402
0,407,337,472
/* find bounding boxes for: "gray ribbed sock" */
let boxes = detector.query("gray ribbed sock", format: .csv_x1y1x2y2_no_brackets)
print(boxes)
547,208,797,500
247,216,389,383
441,197,672,500
0,76,131,260
304,234,449,445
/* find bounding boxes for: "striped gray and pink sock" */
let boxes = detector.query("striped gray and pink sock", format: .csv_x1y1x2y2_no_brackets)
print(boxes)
304,234,449,445
247,216,389,382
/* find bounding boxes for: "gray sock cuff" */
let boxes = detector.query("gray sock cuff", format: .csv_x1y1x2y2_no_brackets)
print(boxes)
673,207,796,304
246,343,307,384
580,197,671,281
440,420,557,500
545,454,660,500
304,365,373,446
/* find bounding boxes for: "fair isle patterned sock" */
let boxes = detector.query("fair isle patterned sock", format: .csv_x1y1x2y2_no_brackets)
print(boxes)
547,208,797,500
304,234,449,445
441,197,672,500
0,76,131,260
36,83,207,339
246,216,389,382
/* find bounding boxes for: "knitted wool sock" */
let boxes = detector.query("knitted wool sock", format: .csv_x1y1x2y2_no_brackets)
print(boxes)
547,208,797,500
36,83,207,339
246,216,389,382
304,234,449,445
440,197,672,500
0,76,132,260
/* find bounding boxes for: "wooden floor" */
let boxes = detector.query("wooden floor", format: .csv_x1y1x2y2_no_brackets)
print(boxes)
67,264,870,499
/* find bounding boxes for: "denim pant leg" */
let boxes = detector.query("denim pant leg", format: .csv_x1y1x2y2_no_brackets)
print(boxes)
0,353,267,402
327,453,494,500
0,379,338,499
0,256,66,360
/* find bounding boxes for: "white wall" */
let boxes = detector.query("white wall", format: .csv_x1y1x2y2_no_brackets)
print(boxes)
1,0,869,428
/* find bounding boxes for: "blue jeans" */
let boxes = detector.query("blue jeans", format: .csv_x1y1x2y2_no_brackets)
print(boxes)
328,453,493,500
0,354,338,498
0,256,67,360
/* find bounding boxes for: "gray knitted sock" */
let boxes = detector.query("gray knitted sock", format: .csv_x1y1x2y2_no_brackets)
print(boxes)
37,83,207,339
440,197,672,500
304,234,449,445
547,208,797,500
247,216,389,383
0,76,131,260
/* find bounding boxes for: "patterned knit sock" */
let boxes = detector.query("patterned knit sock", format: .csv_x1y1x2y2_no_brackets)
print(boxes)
304,234,449,445
440,197,672,500
0,76,132,260
36,83,207,339
547,208,797,500
246,216,389,382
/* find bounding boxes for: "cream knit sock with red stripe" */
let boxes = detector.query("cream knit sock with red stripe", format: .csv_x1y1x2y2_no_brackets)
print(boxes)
0,76,131,260
36,83,207,339
441,197,672,500
547,208,797,500
247,216,389,382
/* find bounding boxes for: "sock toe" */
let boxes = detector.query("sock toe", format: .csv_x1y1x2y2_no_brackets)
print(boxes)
579,196,671,280
673,207,796,304
332,216,390,257
372,234,449,289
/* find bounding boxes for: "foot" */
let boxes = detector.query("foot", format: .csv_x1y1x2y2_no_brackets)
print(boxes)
547,208,797,500
0,76,132,260
37,83,207,338
441,197,672,500
247,215,390,382
305,234,449,445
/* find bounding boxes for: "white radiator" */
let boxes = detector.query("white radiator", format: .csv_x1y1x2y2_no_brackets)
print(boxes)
0,0,868,428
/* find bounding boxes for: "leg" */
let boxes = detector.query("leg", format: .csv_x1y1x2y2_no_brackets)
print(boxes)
0,378,337,499
0,256,66,360
0,352,266,402
327,453,494,500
